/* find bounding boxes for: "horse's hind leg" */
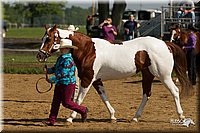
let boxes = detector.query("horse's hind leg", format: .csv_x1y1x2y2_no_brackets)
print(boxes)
93,79,117,122
160,76,185,119
132,68,154,122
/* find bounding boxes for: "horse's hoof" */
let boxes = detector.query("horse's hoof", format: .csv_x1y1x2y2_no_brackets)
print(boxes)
66,118,73,123
179,114,185,119
130,117,138,123
110,119,117,123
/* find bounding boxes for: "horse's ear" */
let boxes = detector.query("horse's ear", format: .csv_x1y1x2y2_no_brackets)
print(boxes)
45,24,49,30
53,24,57,30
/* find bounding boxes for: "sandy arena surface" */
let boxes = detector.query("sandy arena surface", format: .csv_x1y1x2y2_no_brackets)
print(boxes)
2,74,199,132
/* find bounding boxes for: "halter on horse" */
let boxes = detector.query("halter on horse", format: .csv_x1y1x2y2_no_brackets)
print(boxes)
37,25,194,123
37,25,61,62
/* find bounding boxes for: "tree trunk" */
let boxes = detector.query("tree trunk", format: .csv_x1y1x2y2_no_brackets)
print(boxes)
111,0,126,36
98,1,109,24
97,1,109,37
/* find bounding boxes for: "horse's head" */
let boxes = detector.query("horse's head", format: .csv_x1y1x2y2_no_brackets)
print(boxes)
36,25,61,62
179,30,190,46
171,27,181,42
173,28,181,40
171,28,190,46
37,24,95,64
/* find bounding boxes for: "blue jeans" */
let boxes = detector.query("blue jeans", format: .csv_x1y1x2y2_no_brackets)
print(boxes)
124,31,135,41
176,11,195,25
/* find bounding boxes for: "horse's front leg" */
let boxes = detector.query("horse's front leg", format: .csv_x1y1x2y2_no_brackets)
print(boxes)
66,84,92,123
92,79,117,123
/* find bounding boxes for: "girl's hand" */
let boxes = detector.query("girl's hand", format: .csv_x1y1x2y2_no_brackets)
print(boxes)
104,20,108,23
43,65,47,73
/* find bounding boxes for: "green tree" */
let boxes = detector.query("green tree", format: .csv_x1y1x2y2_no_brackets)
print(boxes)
65,6,92,25
25,2,66,27
2,2,66,27
3,3,19,23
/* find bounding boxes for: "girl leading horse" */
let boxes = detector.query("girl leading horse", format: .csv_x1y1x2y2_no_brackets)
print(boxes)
37,25,194,123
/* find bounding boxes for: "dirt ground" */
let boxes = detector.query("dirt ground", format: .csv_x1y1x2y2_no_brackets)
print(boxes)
2,74,199,132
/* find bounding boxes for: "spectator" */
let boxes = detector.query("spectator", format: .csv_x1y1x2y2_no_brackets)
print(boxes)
176,0,195,26
2,20,7,38
123,14,139,41
86,15,93,36
98,18,117,43
182,25,197,85
42,39,88,126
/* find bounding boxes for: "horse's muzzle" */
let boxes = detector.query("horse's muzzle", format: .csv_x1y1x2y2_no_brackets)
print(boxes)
36,51,48,62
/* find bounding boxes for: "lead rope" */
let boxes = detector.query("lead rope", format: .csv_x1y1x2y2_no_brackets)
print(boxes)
36,64,53,93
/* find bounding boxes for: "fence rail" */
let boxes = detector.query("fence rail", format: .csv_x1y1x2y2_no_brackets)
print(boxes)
5,22,84,29
161,5,200,38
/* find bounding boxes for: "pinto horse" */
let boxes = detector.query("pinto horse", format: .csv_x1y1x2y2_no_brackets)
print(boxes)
37,25,194,123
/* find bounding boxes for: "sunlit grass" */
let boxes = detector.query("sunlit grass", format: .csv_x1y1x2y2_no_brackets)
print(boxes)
5,26,86,39
3,54,57,74
6,27,46,39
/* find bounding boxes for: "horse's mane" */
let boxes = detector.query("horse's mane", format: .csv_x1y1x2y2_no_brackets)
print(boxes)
180,28,191,34
72,32,95,51
74,32,92,42
69,32,96,79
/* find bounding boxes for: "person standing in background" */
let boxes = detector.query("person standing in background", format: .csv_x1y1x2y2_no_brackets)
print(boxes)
123,14,139,41
176,0,196,25
182,25,197,85
86,15,93,36
98,18,117,43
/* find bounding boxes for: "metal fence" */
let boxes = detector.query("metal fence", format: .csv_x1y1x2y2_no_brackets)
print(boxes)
161,5,200,40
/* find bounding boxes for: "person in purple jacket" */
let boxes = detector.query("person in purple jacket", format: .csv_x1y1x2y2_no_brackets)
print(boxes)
99,18,117,43
182,25,197,85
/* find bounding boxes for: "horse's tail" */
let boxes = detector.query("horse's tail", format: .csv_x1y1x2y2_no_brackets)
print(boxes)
165,41,195,98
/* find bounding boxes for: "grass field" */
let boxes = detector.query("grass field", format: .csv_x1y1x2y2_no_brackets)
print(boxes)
5,26,86,39
6,27,46,39
3,53,58,74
